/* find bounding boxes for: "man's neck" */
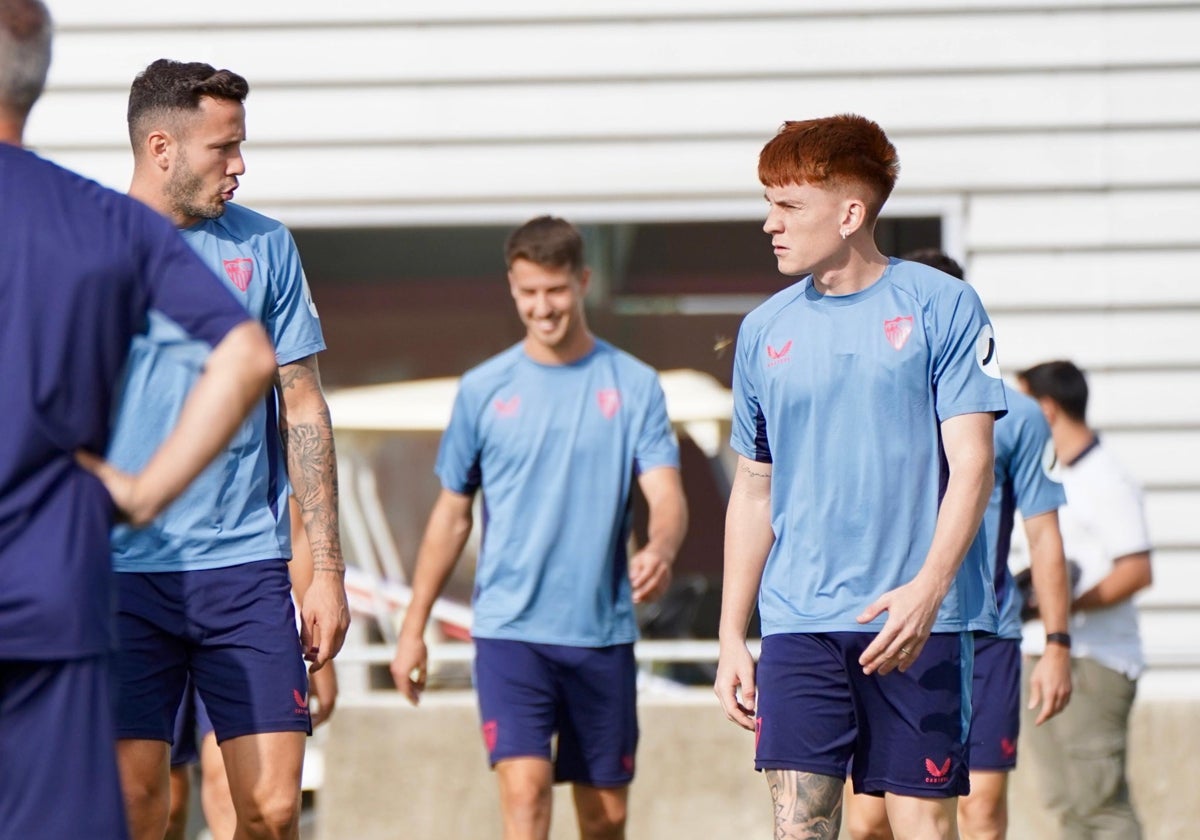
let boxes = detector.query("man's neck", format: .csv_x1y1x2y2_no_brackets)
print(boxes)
0,111,26,146
1054,421,1097,466
809,245,890,297
128,174,190,228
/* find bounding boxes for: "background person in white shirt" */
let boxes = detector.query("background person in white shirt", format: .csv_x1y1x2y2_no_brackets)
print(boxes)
1017,360,1152,840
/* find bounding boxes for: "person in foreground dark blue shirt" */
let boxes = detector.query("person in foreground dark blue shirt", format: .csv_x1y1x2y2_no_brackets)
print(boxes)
0,3,277,838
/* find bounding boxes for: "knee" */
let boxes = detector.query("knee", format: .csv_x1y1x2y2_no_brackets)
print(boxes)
576,800,626,840
846,814,895,840
235,786,301,839
958,795,1006,840
502,776,552,822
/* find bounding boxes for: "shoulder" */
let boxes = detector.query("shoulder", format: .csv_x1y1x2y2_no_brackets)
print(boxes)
460,343,524,391
738,279,810,341
887,259,978,311
6,146,167,235
594,339,659,383
206,202,294,248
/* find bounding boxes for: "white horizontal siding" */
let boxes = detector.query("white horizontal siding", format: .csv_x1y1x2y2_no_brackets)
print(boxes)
1137,549,1200,608
29,68,1200,150
1102,431,1200,489
41,8,1200,91
43,0,1200,28
971,250,1200,310
992,310,1200,370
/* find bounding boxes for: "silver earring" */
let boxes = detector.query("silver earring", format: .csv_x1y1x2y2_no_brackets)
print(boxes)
840,229,848,240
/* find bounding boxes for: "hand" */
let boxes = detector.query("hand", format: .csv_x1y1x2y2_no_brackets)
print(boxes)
714,641,757,731
390,633,428,706
1027,645,1072,725
856,575,945,675
309,660,339,727
299,572,350,673
75,450,154,526
629,546,672,604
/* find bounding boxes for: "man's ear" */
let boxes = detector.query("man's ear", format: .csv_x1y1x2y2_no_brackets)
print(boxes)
145,129,173,172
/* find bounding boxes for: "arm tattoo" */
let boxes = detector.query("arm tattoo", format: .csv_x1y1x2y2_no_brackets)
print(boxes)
765,770,843,840
741,463,772,479
278,358,343,574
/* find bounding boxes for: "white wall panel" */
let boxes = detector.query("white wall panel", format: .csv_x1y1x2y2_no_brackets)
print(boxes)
45,0,1200,28
1145,491,1200,548
968,190,1200,250
1102,431,1200,489
1085,371,1200,428
43,9,1200,90
971,250,1200,309
29,68,1200,151
992,310,1200,369
1137,549,1200,608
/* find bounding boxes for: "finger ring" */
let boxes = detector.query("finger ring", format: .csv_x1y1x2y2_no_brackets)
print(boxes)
899,647,911,656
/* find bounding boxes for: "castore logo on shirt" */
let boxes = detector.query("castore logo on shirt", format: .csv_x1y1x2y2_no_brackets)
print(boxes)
766,340,793,367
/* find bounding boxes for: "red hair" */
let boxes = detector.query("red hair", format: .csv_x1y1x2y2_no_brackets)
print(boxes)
758,114,900,219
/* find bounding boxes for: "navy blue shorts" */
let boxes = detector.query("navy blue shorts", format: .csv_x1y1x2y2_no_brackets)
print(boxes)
756,632,972,798
115,559,310,745
0,656,130,839
170,679,215,768
967,635,1020,771
473,638,638,787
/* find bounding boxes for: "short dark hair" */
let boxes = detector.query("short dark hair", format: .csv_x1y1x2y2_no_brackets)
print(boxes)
758,114,900,222
0,0,52,119
127,59,249,150
504,216,585,275
902,248,964,280
1018,361,1089,423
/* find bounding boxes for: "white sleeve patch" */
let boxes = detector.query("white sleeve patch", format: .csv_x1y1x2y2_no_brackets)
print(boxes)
975,324,1001,379
301,270,320,318
1041,437,1062,483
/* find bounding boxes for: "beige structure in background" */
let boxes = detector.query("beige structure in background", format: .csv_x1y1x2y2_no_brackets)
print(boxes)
321,692,1200,839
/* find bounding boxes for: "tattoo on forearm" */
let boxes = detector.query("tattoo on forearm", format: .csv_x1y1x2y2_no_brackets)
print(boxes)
278,360,343,574
741,463,772,479
765,770,843,840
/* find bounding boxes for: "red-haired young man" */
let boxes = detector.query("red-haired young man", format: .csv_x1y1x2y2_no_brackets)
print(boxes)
715,115,1008,840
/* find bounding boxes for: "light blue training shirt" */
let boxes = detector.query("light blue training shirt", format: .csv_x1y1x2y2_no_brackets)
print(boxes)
731,258,1008,637
989,382,1067,639
437,339,680,647
107,202,325,572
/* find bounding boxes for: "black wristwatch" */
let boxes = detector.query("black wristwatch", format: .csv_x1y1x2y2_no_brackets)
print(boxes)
1046,632,1072,649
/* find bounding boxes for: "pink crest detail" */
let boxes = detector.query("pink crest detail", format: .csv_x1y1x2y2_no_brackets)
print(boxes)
482,720,498,753
1000,737,1016,758
621,754,635,774
293,689,308,709
597,388,621,419
493,395,520,417
883,316,914,351
755,717,763,751
223,258,254,292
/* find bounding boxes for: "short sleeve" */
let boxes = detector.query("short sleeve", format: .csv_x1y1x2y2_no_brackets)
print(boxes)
730,320,772,463
633,377,679,474
930,284,1008,422
134,202,248,347
266,227,326,365
434,385,483,495
1010,411,1067,519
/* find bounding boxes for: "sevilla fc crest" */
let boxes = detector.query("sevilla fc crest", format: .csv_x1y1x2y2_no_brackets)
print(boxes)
883,315,914,350
223,258,254,292
597,388,621,419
